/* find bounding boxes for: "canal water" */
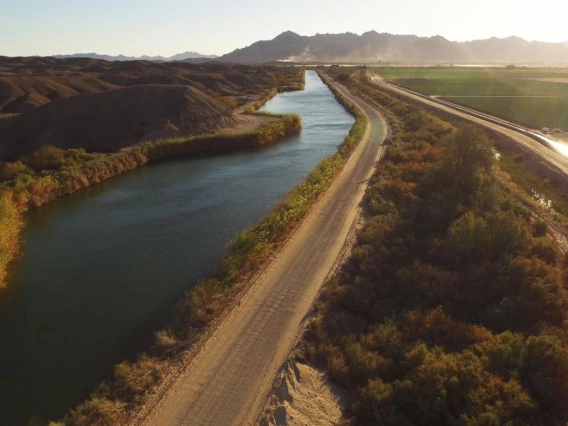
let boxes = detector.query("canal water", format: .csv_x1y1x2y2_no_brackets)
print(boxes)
0,70,354,425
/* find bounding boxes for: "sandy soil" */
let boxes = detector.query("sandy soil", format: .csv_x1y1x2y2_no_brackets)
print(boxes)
136,80,387,426
258,361,346,426
227,113,276,134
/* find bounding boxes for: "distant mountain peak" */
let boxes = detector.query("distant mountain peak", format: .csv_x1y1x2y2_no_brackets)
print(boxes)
274,31,302,41
277,30,300,37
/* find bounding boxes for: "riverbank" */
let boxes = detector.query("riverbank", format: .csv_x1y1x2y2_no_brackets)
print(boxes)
51,70,368,426
0,113,301,290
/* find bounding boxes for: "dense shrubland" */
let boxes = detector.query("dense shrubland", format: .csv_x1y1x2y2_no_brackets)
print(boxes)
299,74,568,425
49,73,367,425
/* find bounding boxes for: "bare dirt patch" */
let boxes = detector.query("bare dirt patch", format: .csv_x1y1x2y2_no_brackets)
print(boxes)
0,85,234,158
228,114,277,134
259,361,346,426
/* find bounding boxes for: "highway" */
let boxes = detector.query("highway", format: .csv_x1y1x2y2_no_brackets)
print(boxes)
368,72,568,177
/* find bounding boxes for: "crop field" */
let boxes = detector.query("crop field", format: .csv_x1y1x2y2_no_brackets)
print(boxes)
373,67,568,130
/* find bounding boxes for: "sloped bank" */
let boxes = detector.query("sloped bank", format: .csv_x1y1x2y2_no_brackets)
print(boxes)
0,113,301,290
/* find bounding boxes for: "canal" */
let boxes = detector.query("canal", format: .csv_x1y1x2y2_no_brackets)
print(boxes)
0,70,354,425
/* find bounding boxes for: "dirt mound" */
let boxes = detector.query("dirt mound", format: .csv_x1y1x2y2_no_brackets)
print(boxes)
0,84,233,158
259,361,346,426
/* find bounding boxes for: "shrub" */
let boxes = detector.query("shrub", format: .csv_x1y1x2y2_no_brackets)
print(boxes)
0,161,33,181
62,397,125,426
534,220,548,237
112,355,164,404
24,145,67,171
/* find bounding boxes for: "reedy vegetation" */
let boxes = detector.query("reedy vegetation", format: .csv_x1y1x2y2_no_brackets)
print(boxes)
0,191,21,286
0,113,301,289
299,72,568,426
50,72,367,425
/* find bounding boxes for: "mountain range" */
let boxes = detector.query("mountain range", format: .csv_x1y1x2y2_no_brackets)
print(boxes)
220,31,568,64
39,33,568,64
53,51,217,62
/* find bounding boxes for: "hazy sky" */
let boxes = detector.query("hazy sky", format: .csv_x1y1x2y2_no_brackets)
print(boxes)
1,0,566,57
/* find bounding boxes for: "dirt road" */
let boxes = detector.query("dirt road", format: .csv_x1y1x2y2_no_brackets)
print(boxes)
140,81,387,426
368,73,568,178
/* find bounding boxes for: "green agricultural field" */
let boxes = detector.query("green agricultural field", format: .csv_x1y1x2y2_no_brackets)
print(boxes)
374,67,568,129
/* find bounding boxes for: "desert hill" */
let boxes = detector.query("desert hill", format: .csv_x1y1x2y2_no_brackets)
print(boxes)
0,84,233,158
0,56,295,114
0,56,303,159
0,75,118,114
221,31,568,64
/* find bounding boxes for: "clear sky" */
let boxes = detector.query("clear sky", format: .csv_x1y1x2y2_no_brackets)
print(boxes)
1,0,566,57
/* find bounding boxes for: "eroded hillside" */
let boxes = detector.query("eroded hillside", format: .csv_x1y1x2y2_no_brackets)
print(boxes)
0,57,304,158
0,85,234,157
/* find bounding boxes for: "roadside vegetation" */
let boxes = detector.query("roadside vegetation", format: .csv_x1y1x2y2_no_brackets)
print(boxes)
299,70,568,425
375,66,568,130
47,71,367,425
